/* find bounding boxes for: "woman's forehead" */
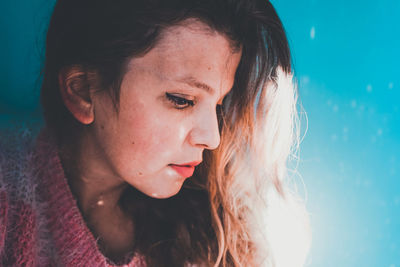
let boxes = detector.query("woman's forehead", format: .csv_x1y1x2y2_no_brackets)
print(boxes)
124,21,241,95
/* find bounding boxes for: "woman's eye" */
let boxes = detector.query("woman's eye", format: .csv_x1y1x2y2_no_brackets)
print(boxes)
166,93,195,109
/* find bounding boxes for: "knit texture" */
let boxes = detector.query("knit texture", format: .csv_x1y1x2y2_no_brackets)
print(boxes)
0,127,146,267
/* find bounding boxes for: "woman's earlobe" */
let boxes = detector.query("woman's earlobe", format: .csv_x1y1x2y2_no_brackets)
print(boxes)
58,67,95,125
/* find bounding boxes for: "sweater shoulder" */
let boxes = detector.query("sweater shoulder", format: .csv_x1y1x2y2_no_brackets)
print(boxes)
0,124,41,215
0,124,41,263
0,125,40,197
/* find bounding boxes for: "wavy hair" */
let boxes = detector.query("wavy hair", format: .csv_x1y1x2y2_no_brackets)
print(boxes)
201,68,311,266
41,0,310,266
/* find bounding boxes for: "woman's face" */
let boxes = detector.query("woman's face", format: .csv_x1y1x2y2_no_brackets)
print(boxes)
90,20,242,198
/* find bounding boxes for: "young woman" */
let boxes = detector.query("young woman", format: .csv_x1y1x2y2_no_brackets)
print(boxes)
0,0,310,266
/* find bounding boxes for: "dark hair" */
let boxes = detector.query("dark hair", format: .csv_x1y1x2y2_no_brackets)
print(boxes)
41,0,291,266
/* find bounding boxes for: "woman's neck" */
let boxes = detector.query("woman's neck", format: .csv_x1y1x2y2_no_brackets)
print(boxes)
58,131,136,262
58,130,128,214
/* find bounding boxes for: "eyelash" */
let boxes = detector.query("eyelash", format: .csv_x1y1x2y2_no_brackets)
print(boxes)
165,93,224,112
166,93,195,110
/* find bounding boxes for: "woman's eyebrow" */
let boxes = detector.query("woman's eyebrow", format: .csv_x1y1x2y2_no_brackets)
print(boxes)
176,76,215,95
176,75,232,105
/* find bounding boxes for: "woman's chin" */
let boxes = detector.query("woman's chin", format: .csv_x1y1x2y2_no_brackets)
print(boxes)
144,182,185,199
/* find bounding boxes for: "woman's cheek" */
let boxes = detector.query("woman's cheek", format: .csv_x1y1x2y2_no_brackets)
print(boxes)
143,123,179,156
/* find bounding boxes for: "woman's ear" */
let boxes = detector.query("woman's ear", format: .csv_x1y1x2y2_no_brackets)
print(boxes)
58,66,95,125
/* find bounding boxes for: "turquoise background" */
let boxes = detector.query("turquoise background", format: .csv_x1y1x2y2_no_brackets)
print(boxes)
1,1,399,266
272,0,400,266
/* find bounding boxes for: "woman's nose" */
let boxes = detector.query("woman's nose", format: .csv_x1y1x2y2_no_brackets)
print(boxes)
188,110,221,150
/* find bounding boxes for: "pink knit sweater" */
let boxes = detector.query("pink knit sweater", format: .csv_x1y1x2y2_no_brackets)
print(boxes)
0,128,146,266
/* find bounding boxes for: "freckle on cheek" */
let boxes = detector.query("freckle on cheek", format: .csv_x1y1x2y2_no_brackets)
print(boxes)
138,172,143,176
100,125,105,130
132,141,135,145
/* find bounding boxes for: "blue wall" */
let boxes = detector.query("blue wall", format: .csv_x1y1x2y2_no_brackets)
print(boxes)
272,0,400,266
1,1,399,266
0,0,51,117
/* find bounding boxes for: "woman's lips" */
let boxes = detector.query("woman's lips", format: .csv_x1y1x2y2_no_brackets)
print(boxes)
169,164,195,178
